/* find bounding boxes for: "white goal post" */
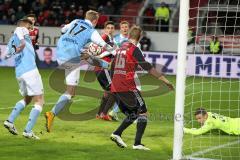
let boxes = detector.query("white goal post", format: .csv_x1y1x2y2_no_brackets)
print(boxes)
173,0,240,159
172,0,189,159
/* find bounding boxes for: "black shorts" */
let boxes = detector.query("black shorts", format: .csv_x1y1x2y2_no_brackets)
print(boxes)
114,90,147,116
95,69,112,91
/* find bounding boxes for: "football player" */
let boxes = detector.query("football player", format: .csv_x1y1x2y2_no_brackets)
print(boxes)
45,10,113,132
3,18,44,139
184,108,240,135
109,26,174,150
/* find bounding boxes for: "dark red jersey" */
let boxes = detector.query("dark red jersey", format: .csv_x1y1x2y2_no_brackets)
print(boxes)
29,27,39,46
94,33,114,71
111,42,153,92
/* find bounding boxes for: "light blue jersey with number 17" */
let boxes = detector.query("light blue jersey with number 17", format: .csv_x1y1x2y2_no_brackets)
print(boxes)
7,27,36,78
57,19,96,63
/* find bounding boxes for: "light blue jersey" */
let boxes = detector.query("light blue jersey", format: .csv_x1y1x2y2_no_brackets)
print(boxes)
57,19,96,63
7,27,36,78
113,34,128,47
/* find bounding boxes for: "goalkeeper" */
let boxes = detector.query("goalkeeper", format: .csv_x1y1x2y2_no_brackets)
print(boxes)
184,108,240,135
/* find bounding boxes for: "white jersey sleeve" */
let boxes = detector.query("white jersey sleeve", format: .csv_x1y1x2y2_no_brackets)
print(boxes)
90,30,107,47
97,50,117,58
137,42,141,49
14,27,29,40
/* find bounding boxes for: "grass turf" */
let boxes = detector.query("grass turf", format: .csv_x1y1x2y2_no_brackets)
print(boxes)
0,67,239,160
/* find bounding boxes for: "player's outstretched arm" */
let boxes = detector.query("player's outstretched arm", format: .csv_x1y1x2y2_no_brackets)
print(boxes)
90,30,117,54
81,51,109,69
133,47,174,90
96,50,117,59
149,68,174,90
184,123,213,135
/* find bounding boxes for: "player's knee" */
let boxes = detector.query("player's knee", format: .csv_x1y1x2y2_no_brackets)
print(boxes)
66,86,76,97
139,112,148,117
40,97,45,106
64,93,72,100
127,112,138,122
137,114,148,123
19,99,27,107
35,101,44,107
34,103,43,112
66,91,75,98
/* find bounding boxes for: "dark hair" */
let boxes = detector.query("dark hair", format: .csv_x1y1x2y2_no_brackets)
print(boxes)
26,14,36,18
195,108,207,116
44,47,52,53
104,21,115,28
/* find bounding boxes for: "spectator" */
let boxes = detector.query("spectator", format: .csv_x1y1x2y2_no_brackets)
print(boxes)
51,0,61,13
7,7,15,17
2,0,11,12
42,19,49,26
47,11,56,26
9,14,16,24
57,10,65,25
208,36,223,54
31,0,44,15
155,2,170,32
37,11,45,25
187,29,196,45
15,6,25,20
0,15,9,24
97,7,108,28
0,0,124,26
38,47,58,69
143,4,155,31
103,1,115,15
140,31,151,51
75,8,84,19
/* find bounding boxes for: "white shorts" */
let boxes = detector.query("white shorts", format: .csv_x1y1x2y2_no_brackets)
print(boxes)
57,60,81,86
17,69,44,96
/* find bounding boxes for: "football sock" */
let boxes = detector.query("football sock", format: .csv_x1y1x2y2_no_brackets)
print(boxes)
24,105,42,133
51,94,71,116
112,102,119,113
134,115,148,145
97,93,108,115
102,93,115,115
113,117,134,136
8,100,26,123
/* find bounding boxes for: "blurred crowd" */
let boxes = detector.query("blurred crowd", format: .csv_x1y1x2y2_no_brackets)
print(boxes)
0,0,125,28
142,2,171,32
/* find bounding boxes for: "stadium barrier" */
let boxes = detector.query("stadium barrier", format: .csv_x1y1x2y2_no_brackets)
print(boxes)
0,45,239,79
0,25,240,53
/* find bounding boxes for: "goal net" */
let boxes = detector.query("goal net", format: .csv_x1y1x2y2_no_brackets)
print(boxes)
174,0,240,160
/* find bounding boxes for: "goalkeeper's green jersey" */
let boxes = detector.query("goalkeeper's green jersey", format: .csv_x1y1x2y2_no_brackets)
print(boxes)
184,112,240,135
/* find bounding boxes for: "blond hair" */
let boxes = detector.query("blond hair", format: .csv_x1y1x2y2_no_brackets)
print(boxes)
120,21,129,26
85,10,99,21
129,25,142,41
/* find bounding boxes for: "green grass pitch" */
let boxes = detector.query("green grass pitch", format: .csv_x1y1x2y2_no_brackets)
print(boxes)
0,67,239,160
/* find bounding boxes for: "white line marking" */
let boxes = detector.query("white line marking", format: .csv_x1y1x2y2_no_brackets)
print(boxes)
185,139,240,158
186,157,218,160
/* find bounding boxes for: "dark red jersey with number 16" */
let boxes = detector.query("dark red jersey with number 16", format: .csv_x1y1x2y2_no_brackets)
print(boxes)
111,41,153,92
